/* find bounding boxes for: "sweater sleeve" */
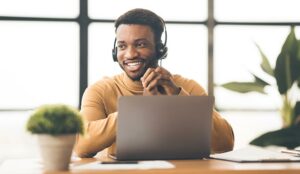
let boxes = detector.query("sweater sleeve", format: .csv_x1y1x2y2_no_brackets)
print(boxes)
74,84,117,158
177,79,234,153
211,110,234,153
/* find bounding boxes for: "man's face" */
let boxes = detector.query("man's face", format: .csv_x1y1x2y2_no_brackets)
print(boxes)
115,24,157,81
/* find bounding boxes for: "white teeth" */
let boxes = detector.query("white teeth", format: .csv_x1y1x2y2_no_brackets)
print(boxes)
127,62,141,66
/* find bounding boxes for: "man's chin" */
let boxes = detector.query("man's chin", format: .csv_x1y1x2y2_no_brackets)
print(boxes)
126,72,143,81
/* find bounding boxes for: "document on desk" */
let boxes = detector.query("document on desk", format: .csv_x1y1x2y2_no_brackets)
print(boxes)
210,145,300,163
73,160,175,170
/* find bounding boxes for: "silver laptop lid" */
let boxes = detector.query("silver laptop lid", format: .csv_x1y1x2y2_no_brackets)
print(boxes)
116,96,214,160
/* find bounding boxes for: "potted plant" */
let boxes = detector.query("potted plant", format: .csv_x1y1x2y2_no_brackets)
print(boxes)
26,104,84,171
219,26,300,148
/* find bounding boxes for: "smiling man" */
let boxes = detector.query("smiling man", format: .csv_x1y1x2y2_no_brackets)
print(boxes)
74,8,234,158
116,24,157,80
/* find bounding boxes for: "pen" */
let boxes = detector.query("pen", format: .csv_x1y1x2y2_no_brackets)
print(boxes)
281,149,300,156
100,161,139,164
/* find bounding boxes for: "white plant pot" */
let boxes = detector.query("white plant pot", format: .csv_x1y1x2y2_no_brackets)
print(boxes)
37,134,76,171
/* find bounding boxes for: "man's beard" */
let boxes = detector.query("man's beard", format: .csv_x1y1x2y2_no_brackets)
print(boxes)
130,70,147,81
119,57,158,81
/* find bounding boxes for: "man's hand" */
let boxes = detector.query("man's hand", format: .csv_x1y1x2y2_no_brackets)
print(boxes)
141,67,180,96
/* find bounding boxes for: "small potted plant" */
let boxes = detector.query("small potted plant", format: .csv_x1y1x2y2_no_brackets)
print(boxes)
26,104,84,171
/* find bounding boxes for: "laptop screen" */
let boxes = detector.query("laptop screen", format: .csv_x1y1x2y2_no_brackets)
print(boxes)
116,96,214,160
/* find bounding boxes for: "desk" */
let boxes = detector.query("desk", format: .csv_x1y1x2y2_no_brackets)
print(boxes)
1,156,300,174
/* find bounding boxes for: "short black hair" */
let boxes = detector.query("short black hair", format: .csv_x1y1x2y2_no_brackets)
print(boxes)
115,8,164,43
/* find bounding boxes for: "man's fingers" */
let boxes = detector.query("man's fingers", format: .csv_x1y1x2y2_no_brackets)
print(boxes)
144,74,163,90
141,66,178,95
141,68,155,81
154,67,171,76
142,70,160,88
143,86,159,96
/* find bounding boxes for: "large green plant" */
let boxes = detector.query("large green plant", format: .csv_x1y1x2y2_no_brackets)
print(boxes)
220,27,300,127
219,27,300,148
27,104,84,135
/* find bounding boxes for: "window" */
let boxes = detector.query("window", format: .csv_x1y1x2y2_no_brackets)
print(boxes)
89,0,207,21
214,0,300,111
1,0,299,111
0,21,79,108
215,0,300,22
0,1,79,109
215,26,290,110
0,0,79,18
2,0,300,151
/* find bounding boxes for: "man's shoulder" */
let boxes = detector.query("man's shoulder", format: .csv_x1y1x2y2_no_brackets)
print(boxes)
173,74,206,93
173,74,197,84
88,74,123,91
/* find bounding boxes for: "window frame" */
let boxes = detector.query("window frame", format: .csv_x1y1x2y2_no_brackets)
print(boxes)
1,0,299,111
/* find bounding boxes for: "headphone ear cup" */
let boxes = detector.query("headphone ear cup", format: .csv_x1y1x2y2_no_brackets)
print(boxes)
112,47,118,62
112,38,118,62
156,43,168,60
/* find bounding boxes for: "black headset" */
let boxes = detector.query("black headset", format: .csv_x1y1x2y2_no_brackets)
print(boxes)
112,20,168,62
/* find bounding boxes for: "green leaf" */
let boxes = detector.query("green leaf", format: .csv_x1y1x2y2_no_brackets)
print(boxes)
298,40,300,60
274,54,292,94
293,101,300,125
286,38,300,90
296,41,300,87
289,32,300,85
221,82,266,94
274,27,300,94
251,72,270,86
250,126,300,149
255,43,274,77
281,27,296,54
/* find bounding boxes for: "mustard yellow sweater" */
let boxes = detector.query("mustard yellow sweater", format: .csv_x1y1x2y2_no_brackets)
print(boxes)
75,73,234,157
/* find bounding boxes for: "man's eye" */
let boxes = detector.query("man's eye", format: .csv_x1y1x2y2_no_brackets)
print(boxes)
137,42,146,48
117,45,126,50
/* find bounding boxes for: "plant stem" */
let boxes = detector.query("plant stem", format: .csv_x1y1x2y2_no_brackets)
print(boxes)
281,93,294,127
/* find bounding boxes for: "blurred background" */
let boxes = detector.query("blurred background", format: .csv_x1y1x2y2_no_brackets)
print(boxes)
1,0,300,161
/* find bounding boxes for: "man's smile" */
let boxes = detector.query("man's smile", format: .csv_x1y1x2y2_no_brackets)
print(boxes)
124,59,145,72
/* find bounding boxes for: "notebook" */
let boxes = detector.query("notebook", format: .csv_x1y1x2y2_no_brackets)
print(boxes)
115,96,214,161
210,145,300,162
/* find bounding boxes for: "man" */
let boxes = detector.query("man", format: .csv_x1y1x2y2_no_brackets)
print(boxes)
75,8,234,158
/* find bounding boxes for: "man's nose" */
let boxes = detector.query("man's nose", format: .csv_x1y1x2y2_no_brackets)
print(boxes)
124,46,138,58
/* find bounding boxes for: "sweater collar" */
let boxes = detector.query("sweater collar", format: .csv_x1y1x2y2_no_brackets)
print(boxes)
122,73,144,93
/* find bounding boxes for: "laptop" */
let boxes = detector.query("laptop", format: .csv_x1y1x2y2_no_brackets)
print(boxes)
115,96,214,161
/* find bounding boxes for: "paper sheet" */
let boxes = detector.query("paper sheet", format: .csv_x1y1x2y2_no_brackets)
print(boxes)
74,160,175,170
210,145,300,162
